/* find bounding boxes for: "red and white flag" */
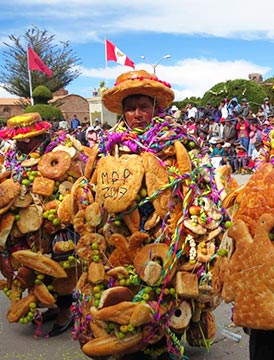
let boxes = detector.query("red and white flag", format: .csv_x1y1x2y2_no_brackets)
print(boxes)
27,46,53,77
105,40,135,68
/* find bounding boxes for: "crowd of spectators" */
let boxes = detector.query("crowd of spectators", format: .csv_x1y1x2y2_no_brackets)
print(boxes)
172,96,273,173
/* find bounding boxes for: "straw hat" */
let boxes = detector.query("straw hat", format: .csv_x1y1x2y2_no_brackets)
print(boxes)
0,113,51,140
102,70,174,114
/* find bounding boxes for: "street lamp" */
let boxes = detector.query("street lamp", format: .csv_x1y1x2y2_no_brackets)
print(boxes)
140,54,171,74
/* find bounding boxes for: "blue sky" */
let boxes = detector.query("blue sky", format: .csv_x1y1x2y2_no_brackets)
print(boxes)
1,0,274,101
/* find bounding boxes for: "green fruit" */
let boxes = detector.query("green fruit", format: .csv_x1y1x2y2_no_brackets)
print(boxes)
218,248,228,256
29,302,37,309
91,242,98,250
93,255,100,263
14,214,20,221
28,175,35,182
52,218,60,226
225,220,232,229
22,179,30,186
47,213,55,221
140,188,147,198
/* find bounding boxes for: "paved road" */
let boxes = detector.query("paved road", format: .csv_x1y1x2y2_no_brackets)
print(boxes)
0,174,251,360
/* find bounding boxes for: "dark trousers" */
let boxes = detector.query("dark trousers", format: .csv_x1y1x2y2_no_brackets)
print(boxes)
249,329,274,360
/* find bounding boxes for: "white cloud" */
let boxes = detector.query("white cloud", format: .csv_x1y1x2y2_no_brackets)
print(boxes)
4,1,274,41
0,85,17,98
77,58,270,101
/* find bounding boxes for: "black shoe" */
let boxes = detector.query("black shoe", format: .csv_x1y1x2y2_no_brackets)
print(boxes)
48,318,73,337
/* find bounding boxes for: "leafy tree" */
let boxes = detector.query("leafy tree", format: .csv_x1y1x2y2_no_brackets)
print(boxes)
25,104,63,121
32,85,53,104
0,25,81,98
202,79,268,112
26,85,63,121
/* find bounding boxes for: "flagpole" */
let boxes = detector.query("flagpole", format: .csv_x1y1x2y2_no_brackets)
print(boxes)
105,38,109,88
27,46,34,105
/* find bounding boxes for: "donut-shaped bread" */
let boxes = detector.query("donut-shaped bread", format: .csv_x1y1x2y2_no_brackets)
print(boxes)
134,243,176,285
38,150,71,179
169,301,192,332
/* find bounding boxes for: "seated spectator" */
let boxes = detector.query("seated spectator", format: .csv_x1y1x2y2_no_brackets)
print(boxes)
221,142,237,172
247,140,263,171
85,126,97,148
208,117,220,140
235,115,250,150
248,121,262,156
234,144,249,174
196,117,209,139
209,138,225,168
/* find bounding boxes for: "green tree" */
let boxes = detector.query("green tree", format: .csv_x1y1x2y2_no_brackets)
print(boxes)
202,79,268,112
26,85,63,121
0,25,81,98
32,85,53,104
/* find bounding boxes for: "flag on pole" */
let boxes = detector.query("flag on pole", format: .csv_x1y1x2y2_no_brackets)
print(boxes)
27,46,53,77
105,40,135,68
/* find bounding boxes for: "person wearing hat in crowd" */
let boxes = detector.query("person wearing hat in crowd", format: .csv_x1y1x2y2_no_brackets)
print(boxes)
234,143,249,174
85,125,98,147
261,119,272,142
247,140,264,171
221,141,237,172
0,113,88,337
209,137,225,168
240,98,251,117
222,116,237,146
248,120,262,157
208,116,220,140
196,117,209,140
261,97,273,120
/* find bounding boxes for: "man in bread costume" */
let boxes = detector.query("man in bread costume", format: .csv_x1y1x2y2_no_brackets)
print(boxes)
71,70,234,359
0,113,91,336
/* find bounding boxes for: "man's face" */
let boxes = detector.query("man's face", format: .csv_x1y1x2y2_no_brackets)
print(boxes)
123,95,155,130
16,135,44,153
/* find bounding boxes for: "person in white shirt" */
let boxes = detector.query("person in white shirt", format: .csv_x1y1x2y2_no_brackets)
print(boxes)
186,103,198,120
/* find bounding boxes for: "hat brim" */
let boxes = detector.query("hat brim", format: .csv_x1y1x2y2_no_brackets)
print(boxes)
13,128,49,140
102,79,174,114
0,121,51,140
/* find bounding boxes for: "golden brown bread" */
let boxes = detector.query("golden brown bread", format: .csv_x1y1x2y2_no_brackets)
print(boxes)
82,332,143,357
98,286,133,309
142,152,171,219
33,282,56,306
88,261,105,284
0,212,14,248
16,205,43,234
221,213,274,329
96,154,145,213
93,301,137,324
175,271,199,298
134,243,176,285
12,250,67,278
0,178,21,209
32,176,55,197
7,292,36,323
